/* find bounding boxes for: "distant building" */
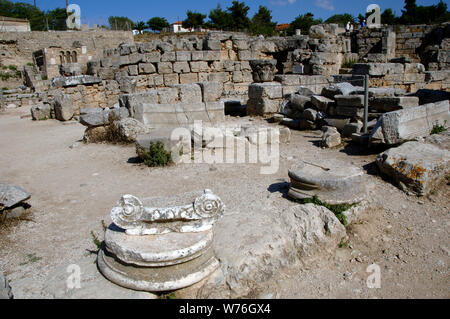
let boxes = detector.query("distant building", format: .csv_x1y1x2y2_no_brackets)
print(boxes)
0,16,31,32
171,21,190,33
276,24,290,33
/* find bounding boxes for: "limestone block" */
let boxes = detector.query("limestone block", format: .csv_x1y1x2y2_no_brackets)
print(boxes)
0,184,30,210
52,75,102,88
129,53,144,65
157,62,173,74
202,51,221,61
369,96,419,112
353,63,404,76
204,39,221,51
189,61,209,73
274,75,300,86
31,103,52,121
311,95,335,112
370,100,450,145
172,84,202,103
161,52,176,62
248,82,282,100
179,73,198,84
176,51,191,62
138,63,156,74
205,101,225,123
157,88,179,104
173,62,191,74
335,95,365,107
336,106,364,118
54,93,74,121
208,72,229,83
128,65,138,76
321,82,357,99
376,141,450,196
199,82,223,102
247,97,281,116
119,91,158,115
191,51,203,61
143,52,161,63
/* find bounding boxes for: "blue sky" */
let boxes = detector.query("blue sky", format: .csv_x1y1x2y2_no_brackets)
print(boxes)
12,0,447,26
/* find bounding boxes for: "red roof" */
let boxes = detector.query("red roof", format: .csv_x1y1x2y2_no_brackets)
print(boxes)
276,24,290,31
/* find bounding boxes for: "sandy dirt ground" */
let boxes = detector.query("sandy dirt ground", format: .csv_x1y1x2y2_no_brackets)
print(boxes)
0,105,448,299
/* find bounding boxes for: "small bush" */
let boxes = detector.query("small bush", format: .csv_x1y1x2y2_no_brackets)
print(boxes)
8,65,17,71
141,141,172,167
431,120,447,135
342,59,358,69
295,195,353,226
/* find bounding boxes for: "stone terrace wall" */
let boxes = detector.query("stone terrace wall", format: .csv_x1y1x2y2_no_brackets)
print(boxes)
0,30,134,67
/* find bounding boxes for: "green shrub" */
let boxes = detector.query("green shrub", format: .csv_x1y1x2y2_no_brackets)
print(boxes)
141,141,172,167
431,120,447,135
342,59,358,69
8,65,17,71
295,195,354,226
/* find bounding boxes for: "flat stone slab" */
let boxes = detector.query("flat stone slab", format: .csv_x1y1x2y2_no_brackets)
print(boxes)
52,75,102,88
104,225,214,267
288,159,367,204
0,184,30,210
376,141,450,196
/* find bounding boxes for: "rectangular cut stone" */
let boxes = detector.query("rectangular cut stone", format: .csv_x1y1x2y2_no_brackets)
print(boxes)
161,52,176,62
173,62,191,73
247,97,281,116
208,72,229,83
191,51,204,61
311,95,335,112
335,95,365,107
336,106,364,118
176,102,210,124
158,62,173,74
198,82,223,102
157,88,179,104
205,101,226,123
369,96,419,112
179,73,198,84
176,51,192,62
164,74,179,86
138,63,156,74
134,103,179,127
274,75,300,85
172,84,202,103
370,100,450,145
144,52,161,63
190,61,209,73
202,51,221,61
119,90,158,116
248,83,282,100
353,63,404,76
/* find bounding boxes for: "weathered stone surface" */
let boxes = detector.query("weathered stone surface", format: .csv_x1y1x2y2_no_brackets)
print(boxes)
0,273,13,299
321,82,357,99
54,94,74,121
288,159,367,204
249,59,277,82
336,106,364,118
52,75,102,88
83,126,109,143
290,94,311,112
376,141,450,196
353,87,406,98
369,96,419,112
0,184,30,210
323,117,352,130
311,95,335,112
343,122,363,137
79,108,108,127
353,63,404,76
198,82,223,102
321,126,341,148
110,118,150,143
136,129,191,159
302,108,317,121
248,82,282,100
370,100,450,145
425,131,450,151
335,95,365,107
247,97,281,116
31,103,52,121
172,84,202,103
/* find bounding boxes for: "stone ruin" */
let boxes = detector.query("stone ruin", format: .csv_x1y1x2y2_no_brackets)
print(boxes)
98,190,224,292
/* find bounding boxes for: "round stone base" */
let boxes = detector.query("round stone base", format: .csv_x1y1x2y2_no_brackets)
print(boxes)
98,246,219,292
288,159,367,204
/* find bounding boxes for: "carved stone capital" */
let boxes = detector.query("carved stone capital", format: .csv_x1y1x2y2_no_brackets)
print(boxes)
111,189,225,235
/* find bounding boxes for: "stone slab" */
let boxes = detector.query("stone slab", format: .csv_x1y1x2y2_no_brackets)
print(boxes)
0,184,30,210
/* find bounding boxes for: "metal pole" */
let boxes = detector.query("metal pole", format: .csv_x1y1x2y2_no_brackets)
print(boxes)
363,74,369,134
1,90,5,113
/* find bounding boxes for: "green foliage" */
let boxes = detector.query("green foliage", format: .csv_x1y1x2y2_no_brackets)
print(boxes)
20,253,42,265
296,195,353,226
109,16,134,30
399,0,450,24
134,21,147,34
147,17,170,32
250,6,277,36
141,141,172,167
158,292,176,299
381,8,396,25
342,58,358,69
325,13,355,26
228,1,251,31
287,12,322,36
207,4,232,30
90,230,102,250
182,11,206,30
431,120,447,135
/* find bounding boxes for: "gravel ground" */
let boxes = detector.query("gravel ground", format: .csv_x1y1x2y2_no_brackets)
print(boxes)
0,105,448,299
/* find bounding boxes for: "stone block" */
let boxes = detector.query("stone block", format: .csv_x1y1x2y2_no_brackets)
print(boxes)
336,106,364,118
190,61,209,73
205,101,226,123
157,62,173,74
176,51,192,62
128,65,138,76
157,88,179,104
144,52,161,63
248,82,282,100
369,96,419,112
163,74,179,86
335,95,365,107
179,73,198,84
31,103,52,121
198,82,223,102
54,94,74,121
311,95,335,112
138,63,156,74
202,51,221,61
247,97,281,116
204,39,221,51
173,62,191,74
208,72,229,83
172,84,202,103
161,52,176,62
353,63,404,76
376,141,450,196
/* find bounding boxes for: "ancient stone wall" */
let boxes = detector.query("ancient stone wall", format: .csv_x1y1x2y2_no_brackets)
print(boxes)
0,30,134,67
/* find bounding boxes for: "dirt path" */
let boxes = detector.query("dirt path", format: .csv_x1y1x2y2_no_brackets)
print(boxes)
0,106,448,299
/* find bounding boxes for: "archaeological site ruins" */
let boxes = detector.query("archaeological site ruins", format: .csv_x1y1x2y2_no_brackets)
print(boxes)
0,0,449,302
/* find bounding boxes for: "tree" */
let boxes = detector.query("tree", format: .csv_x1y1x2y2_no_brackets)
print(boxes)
357,13,365,26
381,8,396,25
399,0,450,24
207,4,232,30
227,1,251,31
250,6,276,36
134,21,147,34
108,16,134,30
147,17,170,32
325,13,355,26
46,8,68,31
182,11,206,30
287,12,322,35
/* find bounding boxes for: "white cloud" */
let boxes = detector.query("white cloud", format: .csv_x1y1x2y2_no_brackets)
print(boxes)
270,0,296,6
315,0,335,11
